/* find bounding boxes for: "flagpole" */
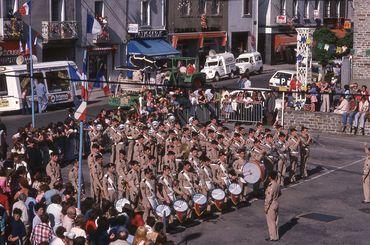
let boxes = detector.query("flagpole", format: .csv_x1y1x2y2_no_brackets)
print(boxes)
77,120,83,209
28,2,35,128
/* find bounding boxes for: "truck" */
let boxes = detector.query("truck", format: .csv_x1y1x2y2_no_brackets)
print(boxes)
201,52,238,82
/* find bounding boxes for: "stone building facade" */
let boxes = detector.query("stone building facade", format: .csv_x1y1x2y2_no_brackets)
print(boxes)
352,0,370,87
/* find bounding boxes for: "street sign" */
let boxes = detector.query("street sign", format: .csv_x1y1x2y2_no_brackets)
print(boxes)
276,15,287,24
128,24,139,34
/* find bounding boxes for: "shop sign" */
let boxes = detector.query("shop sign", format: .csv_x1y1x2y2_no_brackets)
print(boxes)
276,15,287,24
128,24,139,34
0,43,22,66
129,29,166,39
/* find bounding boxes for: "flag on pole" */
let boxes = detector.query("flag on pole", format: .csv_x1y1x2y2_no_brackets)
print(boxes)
19,1,31,16
18,40,24,53
95,64,110,96
13,0,19,14
80,50,90,101
86,12,102,35
74,101,87,121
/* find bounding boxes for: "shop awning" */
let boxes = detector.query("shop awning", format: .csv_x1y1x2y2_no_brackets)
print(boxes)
171,31,227,48
127,38,180,59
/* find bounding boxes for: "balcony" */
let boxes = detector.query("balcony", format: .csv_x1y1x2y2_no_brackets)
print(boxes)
0,18,23,41
92,17,110,44
42,21,78,42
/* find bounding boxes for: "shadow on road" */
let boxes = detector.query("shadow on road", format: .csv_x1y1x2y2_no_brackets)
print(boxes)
279,217,299,239
176,232,203,245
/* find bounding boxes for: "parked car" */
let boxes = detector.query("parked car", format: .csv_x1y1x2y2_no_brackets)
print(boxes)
235,52,263,75
269,70,296,88
201,52,238,82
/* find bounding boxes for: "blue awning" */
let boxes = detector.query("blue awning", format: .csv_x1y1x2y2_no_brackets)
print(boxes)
127,38,180,59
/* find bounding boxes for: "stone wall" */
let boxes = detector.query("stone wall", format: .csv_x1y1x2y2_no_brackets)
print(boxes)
353,0,370,87
283,110,370,135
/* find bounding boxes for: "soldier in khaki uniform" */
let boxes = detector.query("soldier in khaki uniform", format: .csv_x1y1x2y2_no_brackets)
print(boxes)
158,165,177,204
299,126,312,179
287,128,301,183
233,149,248,200
89,124,103,148
163,151,177,175
178,161,200,202
102,163,118,203
46,152,61,189
126,161,141,208
88,144,100,197
198,157,214,195
250,140,266,196
206,140,219,163
264,171,281,242
115,149,128,199
276,132,288,186
92,154,104,204
362,144,370,203
214,152,231,189
140,168,158,222
68,159,84,195
132,135,145,162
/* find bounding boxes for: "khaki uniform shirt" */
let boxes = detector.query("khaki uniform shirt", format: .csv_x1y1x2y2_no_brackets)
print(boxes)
264,180,280,212
46,160,61,187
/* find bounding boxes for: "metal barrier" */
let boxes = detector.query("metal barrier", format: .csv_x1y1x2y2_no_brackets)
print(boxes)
177,102,264,124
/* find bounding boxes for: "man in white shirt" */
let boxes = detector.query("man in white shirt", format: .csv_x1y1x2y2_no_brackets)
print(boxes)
32,203,45,229
334,95,350,132
46,194,63,232
12,193,29,231
353,96,369,135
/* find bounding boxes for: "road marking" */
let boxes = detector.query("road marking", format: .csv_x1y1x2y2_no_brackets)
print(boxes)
283,158,365,190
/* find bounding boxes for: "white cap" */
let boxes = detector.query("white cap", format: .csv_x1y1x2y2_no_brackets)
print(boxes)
96,124,103,130
118,124,125,130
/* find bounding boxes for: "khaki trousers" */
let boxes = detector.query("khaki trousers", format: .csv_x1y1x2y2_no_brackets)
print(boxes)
277,159,286,186
363,174,370,202
266,206,279,240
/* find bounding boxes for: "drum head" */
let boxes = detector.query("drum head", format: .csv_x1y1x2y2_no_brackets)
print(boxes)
115,198,130,213
193,194,207,205
156,205,171,218
228,183,242,195
242,162,261,184
211,189,226,201
173,200,189,212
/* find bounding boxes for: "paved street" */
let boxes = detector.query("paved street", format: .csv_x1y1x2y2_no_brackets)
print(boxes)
167,134,370,245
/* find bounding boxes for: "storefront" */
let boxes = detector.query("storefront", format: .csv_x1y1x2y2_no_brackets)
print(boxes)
274,33,297,64
0,41,24,65
87,46,117,82
170,31,227,67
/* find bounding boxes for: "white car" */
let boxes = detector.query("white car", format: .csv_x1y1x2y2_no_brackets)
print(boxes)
235,52,263,75
269,70,296,88
201,52,238,81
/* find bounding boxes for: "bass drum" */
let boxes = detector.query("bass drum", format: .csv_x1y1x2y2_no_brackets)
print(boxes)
242,162,266,184
173,200,189,223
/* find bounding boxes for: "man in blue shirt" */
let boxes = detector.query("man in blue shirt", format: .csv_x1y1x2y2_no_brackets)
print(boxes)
36,80,48,113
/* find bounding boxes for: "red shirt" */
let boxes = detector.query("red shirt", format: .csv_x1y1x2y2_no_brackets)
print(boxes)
0,193,9,211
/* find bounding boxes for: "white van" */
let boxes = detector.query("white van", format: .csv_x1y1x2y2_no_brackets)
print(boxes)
0,61,81,112
201,52,238,81
269,70,296,88
235,52,263,75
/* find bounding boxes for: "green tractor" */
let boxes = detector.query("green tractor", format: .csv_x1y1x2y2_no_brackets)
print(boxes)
166,57,206,88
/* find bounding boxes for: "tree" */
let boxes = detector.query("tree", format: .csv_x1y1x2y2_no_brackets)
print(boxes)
313,28,338,66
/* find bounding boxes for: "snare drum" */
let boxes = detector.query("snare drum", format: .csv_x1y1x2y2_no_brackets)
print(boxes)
211,189,226,211
155,204,171,220
115,198,130,213
193,193,207,217
228,183,242,205
173,200,189,223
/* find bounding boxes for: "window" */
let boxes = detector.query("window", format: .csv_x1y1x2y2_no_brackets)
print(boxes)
211,0,220,15
336,0,341,17
4,0,13,19
293,0,298,17
236,58,250,63
95,1,104,17
179,0,190,17
315,0,320,10
45,70,70,93
198,0,206,15
51,0,60,21
19,73,44,96
0,75,7,96
141,0,151,25
243,0,252,15
280,0,286,15
304,0,309,19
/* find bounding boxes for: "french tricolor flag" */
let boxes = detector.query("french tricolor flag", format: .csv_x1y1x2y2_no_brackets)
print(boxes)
95,64,110,96
80,50,90,101
19,1,31,16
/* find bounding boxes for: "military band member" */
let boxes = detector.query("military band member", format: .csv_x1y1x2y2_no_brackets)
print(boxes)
88,143,100,198
102,163,118,203
46,152,61,189
126,161,141,208
158,165,177,204
250,140,266,196
363,144,370,203
178,161,199,202
89,124,103,148
163,151,177,175
264,171,281,242
132,135,145,162
262,134,277,173
140,168,159,221
68,159,84,194
233,149,248,200
214,152,231,189
276,133,288,186
287,128,301,183
299,126,312,179
198,157,214,195
92,153,104,204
